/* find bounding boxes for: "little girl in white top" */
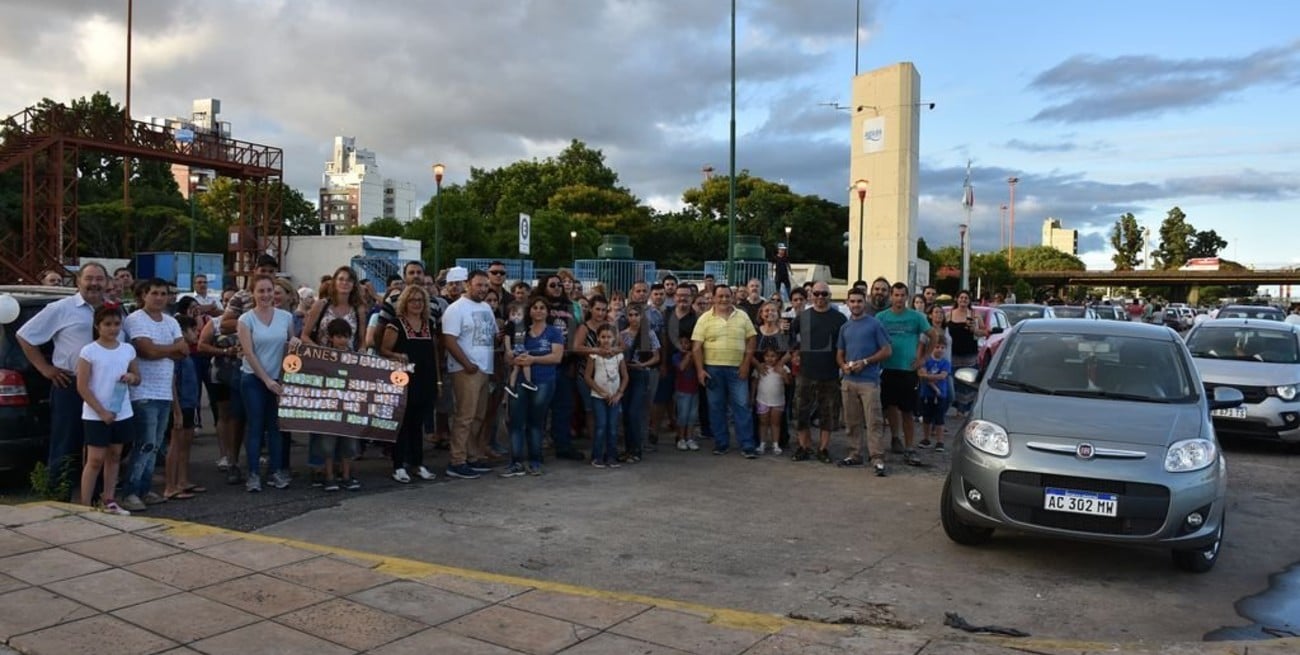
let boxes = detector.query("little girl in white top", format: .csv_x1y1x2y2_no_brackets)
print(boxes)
753,346,791,455
584,324,627,468
76,306,141,515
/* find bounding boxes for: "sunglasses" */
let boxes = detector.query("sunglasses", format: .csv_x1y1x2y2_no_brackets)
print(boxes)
489,270,506,275
547,283,561,288
812,291,830,297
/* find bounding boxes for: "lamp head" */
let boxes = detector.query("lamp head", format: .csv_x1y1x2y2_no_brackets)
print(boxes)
854,178,869,200
570,231,577,239
433,163,445,184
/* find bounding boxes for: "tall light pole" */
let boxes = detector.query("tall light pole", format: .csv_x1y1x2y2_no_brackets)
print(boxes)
188,173,199,289
570,230,577,263
784,225,792,252
1006,177,1020,267
726,0,737,284
432,163,444,273
959,224,969,291
961,160,974,292
999,204,1008,253
854,179,868,283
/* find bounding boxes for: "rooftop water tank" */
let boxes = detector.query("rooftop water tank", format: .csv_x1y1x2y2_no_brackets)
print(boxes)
597,234,634,259
733,235,766,261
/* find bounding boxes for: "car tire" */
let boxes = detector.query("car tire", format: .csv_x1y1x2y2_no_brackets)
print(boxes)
940,476,994,546
1171,514,1224,573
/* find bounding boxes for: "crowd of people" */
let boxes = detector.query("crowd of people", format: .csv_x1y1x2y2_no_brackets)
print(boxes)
19,257,986,515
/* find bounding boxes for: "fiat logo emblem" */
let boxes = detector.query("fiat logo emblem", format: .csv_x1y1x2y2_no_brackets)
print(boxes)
1076,443,1095,459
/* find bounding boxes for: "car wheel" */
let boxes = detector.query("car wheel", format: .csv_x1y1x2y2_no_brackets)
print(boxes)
1171,515,1224,573
940,476,994,546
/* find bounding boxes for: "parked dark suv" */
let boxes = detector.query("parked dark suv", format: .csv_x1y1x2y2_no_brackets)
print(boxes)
0,286,77,472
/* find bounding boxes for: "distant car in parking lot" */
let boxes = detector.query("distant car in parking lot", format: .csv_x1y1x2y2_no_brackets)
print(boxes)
998,304,1056,326
1051,305,1099,320
1215,305,1285,321
941,319,1238,572
1185,318,1300,443
0,286,76,472
1090,304,1129,321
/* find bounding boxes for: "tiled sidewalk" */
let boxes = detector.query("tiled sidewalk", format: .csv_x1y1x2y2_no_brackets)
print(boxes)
0,502,1292,655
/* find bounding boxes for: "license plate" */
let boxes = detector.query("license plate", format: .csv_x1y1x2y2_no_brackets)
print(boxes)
1043,488,1118,517
1211,407,1247,419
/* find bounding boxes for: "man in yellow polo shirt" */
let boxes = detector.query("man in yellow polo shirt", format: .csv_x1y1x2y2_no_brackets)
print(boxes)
692,284,758,457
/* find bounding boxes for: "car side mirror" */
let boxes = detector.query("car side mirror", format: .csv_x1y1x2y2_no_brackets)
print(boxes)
954,368,979,386
1210,386,1244,410
990,326,1003,335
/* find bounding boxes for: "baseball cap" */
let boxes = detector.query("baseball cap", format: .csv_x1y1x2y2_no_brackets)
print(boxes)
446,266,469,283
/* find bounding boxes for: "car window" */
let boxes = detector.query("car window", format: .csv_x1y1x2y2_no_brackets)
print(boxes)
1219,307,1284,321
1187,327,1299,363
991,332,1196,403
0,304,54,372
1053,306,1086,318
1002,307,1042,325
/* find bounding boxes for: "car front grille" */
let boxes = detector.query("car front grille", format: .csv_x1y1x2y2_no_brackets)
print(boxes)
998,471,1170,536
1204,382,1269,404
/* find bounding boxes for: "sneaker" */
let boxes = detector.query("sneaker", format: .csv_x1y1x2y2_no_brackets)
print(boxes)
500,463,527,478
607,460,622,469
344,478,362,491
917,439,934,449
791,447,811,462
269,471,291,489
415,466,437,481
592,460,607,469
935,442,946,453
874,462,888,477
323,481,340,492
687,439,700,451
503,386,519,398
837,456,865,468
101,500,131,516
712,448,728,456
392,468,412,483
521,382,538,391
526,463,543,476
676,439,689,451
119,494,147,512
891,437,905,454
216,456,230,471
817,449,833,464
225,465,244,485
756,443,767,455
467,461,494,473
743,449,758,459
446,464,481,480
143,491,167,505
904,450,923,467
245,474,262,493
771,444,783,456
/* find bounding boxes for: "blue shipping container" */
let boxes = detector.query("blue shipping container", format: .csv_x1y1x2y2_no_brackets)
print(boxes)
136,252,225,291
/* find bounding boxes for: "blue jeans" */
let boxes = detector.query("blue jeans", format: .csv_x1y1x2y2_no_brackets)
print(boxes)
241,373,283,477
46,382,86,489
591,397,622,464
125,399,172,497
674,392,698,429
622,368,651,456
548,371,576,454
704,365,756,452
509,379,554,466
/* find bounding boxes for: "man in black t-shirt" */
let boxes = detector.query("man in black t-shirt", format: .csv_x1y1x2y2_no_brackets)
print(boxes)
791,281,847,463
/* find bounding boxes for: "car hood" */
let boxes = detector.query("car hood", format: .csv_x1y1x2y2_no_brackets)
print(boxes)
979,389,1203,446
1192,357,1299,387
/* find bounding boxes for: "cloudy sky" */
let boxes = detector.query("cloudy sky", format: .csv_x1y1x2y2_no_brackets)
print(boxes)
3,0,1298,269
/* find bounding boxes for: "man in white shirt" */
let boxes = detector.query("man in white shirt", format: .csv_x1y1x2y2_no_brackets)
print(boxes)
179,274,223,317
17,262,111,492
441,269,497,480
121,278,187,511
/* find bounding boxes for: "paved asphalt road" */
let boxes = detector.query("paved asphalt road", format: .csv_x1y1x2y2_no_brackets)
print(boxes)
3,420,1296,643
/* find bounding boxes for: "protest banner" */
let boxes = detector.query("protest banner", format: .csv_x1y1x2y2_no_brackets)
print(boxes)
277,343,411,442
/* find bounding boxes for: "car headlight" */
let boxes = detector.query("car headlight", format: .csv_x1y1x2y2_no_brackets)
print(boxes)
963,419,1009,457
1165,439,1218,472
1272,384,1298,401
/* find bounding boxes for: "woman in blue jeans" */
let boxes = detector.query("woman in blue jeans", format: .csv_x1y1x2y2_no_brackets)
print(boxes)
500,297,564,477
620,302,660,462
237,275,298,492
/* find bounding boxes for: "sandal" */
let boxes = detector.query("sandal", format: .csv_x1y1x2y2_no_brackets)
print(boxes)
183,485,207,493
164,491,196,500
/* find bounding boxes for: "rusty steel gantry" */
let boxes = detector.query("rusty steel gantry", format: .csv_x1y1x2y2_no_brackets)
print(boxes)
0,101,283,283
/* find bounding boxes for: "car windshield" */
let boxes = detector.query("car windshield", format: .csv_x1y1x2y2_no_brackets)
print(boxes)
1186,327,1300,363
1218,308,1284,321
1001,307,1043,325
1052,306,1087,318
990,332,1197,403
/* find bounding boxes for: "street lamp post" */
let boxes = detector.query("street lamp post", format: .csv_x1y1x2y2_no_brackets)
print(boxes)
784,225,792,252
188,173,199,290
570,230,577,263
959,223,970,291
432,163,445,273
854,179,868,283
1007,177,1019,267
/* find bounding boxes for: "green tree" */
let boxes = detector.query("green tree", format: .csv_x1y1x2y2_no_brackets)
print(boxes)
1189,229,1227,259
1153,206,1195,270
1109,212,1144,271
281,184,319,236
1013,245,1086,271
349,216,404,237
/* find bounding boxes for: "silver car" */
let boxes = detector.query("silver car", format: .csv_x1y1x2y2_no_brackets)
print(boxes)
942,319,1242,572
1185,318,1300,443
